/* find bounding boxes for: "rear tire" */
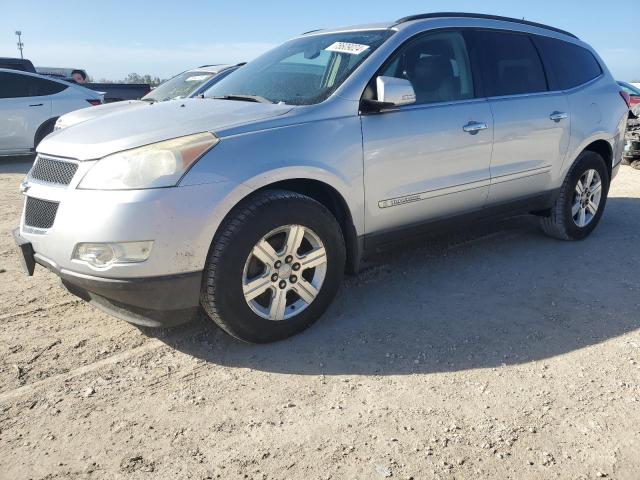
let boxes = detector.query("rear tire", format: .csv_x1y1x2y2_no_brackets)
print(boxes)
200,190,346,343
540,151,609,240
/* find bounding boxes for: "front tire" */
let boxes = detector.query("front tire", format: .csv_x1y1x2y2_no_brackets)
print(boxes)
540,151,610,240
201,190,346,343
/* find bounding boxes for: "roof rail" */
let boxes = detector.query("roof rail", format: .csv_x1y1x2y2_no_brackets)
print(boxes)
394,12,578,39
301,28,324,35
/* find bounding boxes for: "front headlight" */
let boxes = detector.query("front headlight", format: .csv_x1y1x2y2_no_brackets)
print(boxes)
78,132,219,190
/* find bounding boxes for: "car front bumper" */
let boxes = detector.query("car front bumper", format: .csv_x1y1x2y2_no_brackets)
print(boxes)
13,228,202,327
15,159,248,326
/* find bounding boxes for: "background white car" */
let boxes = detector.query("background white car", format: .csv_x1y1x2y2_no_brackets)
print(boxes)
53,64,242,131
0,68,103,156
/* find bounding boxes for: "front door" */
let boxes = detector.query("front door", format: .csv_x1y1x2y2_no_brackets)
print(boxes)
361,30,493,235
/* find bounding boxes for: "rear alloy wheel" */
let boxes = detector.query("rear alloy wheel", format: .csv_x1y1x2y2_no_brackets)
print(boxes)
540,151,609,240
571,169,603,228
201,190,345,343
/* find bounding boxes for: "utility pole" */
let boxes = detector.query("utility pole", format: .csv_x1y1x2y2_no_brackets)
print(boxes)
15,31,24,59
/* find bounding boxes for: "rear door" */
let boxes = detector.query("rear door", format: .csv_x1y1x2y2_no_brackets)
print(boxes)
470,30,571,204
0,72,54,153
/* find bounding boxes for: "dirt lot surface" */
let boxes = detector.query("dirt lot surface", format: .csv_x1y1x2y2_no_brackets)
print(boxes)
1,156,639,480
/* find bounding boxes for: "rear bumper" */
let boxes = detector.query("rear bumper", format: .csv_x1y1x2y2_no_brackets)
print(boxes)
13,228,201,327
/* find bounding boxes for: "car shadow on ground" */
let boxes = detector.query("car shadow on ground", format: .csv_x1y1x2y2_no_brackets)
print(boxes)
0,155,35,175
143,197,640,376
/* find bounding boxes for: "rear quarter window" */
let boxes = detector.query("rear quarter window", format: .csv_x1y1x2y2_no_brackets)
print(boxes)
533,36,602,90
33,77,67,96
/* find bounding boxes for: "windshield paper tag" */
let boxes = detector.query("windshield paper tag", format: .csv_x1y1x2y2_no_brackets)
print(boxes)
325,42,370,55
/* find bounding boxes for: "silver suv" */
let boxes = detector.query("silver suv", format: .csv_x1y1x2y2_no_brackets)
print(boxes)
14,13,628,343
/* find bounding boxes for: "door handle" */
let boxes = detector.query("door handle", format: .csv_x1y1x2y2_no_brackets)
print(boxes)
463,121,488,135
29,103,44,107
549,111,568,122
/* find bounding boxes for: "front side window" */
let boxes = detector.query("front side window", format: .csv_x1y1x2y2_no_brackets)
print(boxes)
474,30,548,97
379,30,475,105
205,30,393,105
534,36,602,90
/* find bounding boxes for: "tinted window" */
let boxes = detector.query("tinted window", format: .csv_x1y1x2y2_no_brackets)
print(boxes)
474,31,547,97
33,77,67,96
379,30,474,105
0,72,30,98
534,37,602,90
0,72,66,98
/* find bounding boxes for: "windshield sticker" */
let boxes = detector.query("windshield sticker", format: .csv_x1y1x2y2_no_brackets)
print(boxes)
186,75,210,82
325,42,370,55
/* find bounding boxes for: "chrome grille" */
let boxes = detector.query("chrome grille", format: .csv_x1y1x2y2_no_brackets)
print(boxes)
24,197,59,229
29,156,78,186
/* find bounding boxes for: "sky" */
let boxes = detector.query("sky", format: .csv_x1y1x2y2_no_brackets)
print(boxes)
1,0,639,82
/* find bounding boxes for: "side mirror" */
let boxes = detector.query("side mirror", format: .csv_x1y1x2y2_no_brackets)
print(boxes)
377,76,416,106
361,76,416,113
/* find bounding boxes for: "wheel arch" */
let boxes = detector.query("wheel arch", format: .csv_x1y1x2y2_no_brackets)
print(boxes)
253,178,362,274
34,116,59,149
211,175,363,275
565,135,614,182
583,139,613,180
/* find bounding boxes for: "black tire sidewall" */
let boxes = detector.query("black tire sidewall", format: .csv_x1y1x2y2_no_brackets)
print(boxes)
205,194,346,343
561,152,610,240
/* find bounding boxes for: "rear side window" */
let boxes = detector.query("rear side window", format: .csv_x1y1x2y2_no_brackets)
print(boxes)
533,36,602,90
0,72,67,98
473,30,548,97
34,77,67,96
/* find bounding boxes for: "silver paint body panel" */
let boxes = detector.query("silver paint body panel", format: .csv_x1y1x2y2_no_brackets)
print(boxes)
20,16,628,282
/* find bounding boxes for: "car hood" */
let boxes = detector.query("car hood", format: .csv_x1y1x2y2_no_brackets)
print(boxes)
40,98,294,161
56,100,146,130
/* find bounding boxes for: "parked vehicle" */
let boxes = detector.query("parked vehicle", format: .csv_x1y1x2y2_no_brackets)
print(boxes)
618,81,640,108
0,69,103,156
54,64,243,131
14,13,628,343
0,57,36,73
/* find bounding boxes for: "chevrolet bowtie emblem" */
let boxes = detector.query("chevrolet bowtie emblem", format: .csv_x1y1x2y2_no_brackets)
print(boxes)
19,180,30,194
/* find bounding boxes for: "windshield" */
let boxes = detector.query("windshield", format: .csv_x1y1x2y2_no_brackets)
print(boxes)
204,30,393,105
143,71,216,101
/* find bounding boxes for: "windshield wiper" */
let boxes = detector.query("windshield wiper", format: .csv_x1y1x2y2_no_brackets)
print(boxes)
212,94,273,104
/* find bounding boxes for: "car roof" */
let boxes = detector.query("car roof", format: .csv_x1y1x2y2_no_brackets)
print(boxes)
302,12,578,43
0,67,101,95
0,67,71,83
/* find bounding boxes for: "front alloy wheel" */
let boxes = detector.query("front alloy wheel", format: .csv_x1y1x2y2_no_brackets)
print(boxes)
201,190,346,343
243,225,327,321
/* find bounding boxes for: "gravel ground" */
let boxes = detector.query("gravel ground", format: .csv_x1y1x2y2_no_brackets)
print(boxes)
1,156,639,480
